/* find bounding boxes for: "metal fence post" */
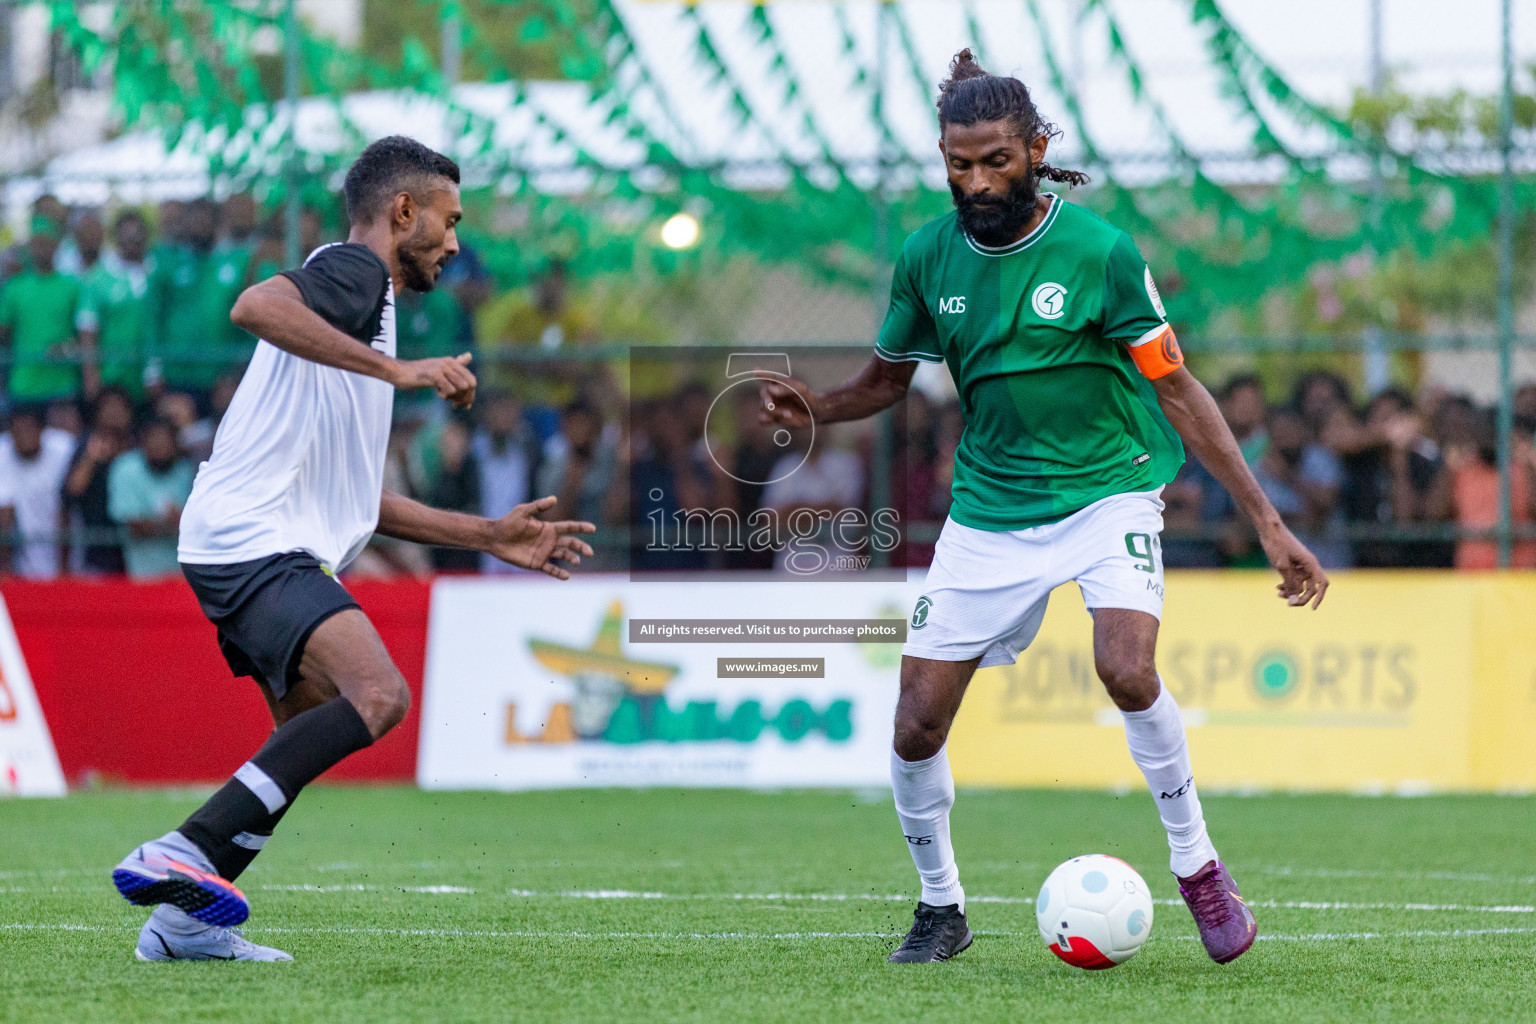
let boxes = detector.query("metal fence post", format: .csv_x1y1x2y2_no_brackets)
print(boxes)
283,0,302,271
1496,0,1516,568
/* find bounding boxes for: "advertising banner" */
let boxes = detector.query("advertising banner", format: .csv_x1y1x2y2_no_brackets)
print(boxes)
418,576,917,790
1469,578,1536,790
0,594,67,796
1,579,429,786
948,572,1485,792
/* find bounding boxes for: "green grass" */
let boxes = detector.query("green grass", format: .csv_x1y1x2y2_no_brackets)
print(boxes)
2,788,1535,1024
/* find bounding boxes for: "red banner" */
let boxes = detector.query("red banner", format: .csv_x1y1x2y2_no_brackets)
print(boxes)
0,578,430,785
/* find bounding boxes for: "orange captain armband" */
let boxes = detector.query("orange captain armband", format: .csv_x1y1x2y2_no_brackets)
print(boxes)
1127,325,1184,380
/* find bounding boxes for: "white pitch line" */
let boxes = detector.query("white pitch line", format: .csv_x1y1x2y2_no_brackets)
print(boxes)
497,889,1536,915
1255,866,1536,885
7,883,1534,915
4,922,1536,944
1251,926,1536,942
258,885,475,894
0,884,477,895
6,862,1535,885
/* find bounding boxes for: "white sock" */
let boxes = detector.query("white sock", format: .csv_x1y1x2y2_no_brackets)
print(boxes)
1121,682,1219,877
149,829,217,874
890,744,965,911
149,903,211,936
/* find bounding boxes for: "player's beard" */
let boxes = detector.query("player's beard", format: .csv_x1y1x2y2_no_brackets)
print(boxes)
951,170,1039,248
397,224,444,293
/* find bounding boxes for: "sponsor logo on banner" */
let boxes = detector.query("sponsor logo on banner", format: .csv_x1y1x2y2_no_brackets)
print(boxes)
946,575,1475,791
0,595,67,796
994,639,1417,727
505,601,852,745
418,579,920,790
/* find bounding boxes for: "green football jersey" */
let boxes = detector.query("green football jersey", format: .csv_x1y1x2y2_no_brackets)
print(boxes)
146,244,252,389
0,270,81,402
876,195,1184,531
76,260,151,396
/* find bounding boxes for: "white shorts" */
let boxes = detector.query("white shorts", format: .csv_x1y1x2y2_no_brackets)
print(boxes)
904,488,1167,668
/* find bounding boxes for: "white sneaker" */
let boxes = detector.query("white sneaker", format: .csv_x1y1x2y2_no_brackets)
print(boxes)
112,831,250,927
135,907,291,962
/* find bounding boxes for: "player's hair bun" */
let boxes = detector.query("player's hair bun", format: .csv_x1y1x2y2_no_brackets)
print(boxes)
944,48,990,87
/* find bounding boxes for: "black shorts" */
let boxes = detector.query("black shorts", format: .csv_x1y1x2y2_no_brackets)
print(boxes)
181,552,360,700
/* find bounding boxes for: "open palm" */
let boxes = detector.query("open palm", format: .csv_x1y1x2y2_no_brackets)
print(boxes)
485,496,596,580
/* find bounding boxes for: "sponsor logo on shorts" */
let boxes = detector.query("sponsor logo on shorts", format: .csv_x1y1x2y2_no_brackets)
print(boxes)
911,596,933,629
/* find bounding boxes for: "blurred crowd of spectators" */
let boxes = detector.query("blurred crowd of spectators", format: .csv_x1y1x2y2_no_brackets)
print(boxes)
1,195,1533,578
0,191,479,579
0,192,478,410
885,372,1536,573
1158,371,1536,572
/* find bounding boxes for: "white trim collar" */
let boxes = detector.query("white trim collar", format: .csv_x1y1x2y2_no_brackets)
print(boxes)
962,193,1061,257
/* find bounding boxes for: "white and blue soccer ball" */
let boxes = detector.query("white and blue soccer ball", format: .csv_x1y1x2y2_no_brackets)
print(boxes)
1036,854,1154,969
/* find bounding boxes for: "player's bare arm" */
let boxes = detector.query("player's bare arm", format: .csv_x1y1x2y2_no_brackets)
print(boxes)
756,356,916,428
230,276,477,408
375,490,596,580
1152,365,1329,608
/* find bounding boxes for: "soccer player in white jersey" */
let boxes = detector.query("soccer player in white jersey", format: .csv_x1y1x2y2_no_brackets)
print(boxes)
760,53,1329,965
111,137,596,962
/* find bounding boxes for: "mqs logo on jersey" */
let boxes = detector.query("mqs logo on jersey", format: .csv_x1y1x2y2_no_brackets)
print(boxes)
1031,282,1069,320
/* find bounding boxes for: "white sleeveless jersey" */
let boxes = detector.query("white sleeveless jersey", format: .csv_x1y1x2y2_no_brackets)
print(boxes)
178,243,396,573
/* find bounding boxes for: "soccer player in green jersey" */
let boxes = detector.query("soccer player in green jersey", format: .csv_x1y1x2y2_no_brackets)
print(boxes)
0,218,81,404
760,51,1329,966
76,210,154,399
146,198,252,396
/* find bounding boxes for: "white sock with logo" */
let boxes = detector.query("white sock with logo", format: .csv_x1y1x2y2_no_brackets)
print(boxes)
1121,682,1219,877
891,744,965,911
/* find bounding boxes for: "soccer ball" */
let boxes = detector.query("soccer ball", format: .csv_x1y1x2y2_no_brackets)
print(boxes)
1036,854,1154,969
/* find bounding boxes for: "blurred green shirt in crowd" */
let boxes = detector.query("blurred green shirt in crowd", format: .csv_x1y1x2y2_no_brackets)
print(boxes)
0,267,81,402
395,287,462,361
146,245,251,391
394,288,464,419
76,259,151,398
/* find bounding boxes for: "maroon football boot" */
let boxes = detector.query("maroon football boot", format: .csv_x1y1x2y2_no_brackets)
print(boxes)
1177,860,1257,963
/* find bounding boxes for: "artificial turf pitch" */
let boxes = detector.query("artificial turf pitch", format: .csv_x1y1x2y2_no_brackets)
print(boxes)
1,787,1533,1024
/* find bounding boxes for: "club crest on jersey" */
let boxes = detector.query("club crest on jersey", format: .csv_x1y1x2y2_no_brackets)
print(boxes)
1031,282,1068,320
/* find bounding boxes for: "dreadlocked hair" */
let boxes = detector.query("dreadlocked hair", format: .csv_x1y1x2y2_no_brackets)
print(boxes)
937,48,1090,188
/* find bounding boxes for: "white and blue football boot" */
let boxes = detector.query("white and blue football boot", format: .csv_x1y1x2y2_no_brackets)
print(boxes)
135,905,292,962
112,830,250,927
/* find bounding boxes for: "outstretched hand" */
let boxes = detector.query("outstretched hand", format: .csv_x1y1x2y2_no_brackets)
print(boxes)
484,496,596,580
754,370,816,429
1260,525,1329,609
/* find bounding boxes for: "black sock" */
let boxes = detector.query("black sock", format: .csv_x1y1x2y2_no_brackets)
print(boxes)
179,695,374,880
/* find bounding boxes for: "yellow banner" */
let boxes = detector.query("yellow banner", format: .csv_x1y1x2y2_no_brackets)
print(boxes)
948,572,1535,793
